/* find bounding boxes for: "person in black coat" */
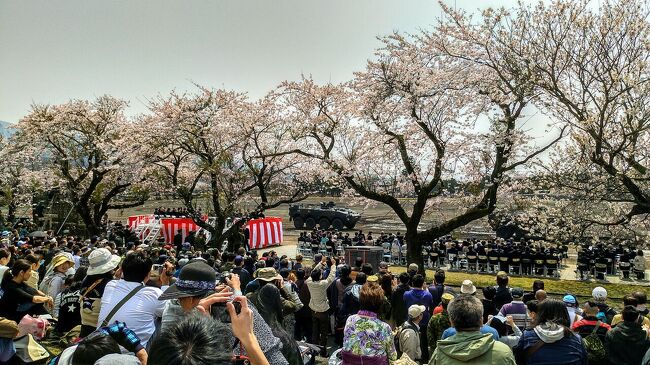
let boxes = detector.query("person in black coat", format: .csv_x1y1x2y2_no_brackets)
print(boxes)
391,273,411,326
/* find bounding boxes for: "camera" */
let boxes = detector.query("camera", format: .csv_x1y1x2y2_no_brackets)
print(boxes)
211,299,241,323
216,272,232,284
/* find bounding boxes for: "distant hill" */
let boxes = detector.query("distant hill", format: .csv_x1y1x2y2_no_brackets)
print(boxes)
0,121,14,138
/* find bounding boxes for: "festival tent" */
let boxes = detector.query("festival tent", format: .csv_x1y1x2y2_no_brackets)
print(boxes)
247,217,283,249
128,215,284,249
160,218,203,244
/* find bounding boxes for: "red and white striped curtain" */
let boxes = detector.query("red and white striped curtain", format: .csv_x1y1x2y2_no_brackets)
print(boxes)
248,217,283,250
161,218,202,244
127,215,154,230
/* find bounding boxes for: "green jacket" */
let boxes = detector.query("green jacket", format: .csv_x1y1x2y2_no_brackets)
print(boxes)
427,310,450,354
429,331,516,365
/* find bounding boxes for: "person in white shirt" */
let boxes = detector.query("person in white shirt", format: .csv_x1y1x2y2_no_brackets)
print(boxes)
306,256,335,356
72,248,82,270
97,251,171,347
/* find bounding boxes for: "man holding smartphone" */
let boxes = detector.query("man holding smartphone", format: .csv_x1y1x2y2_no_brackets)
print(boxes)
306,255,336,357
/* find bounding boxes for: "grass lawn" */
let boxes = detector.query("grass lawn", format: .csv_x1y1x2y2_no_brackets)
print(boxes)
389,267,641,302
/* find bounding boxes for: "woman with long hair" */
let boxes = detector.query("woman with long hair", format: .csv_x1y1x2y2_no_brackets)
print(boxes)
0,259,53,322
516,299,587,365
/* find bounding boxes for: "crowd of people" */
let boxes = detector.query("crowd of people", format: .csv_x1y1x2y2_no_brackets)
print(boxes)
152,207,197,218
300,229,647,282
0,227,647,365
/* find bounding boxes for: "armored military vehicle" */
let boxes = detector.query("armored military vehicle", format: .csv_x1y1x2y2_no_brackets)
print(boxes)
289,201,361,230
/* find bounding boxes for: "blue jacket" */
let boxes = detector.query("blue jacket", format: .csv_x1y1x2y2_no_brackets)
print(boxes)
403,288,433,326
517,327,587,365
442,325,499,340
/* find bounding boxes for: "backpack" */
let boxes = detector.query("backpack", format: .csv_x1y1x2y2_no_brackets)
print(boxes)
393,322,418,357
582,321,607,363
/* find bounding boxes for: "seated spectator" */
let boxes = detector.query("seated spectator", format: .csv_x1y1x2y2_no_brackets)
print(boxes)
430,295,516,364
399,305,424,362
97,251,171,347
493,272,512,310
50,321,147,365
0,259,52,322
80,248,122,337
39,252,75,300
563,294,582,327
23,254,41,290
342,283,397,364
534,290,547,302
516,299,587,365
571,301,610,365
522,280,544,304
149,296,272,365
427,293,453,354
488,314,522,349
54,267,86,334
592,286,617,324
526,300,538,329
605,305,650,365
499,288,529,330
611,295,650,328
634,291,650,318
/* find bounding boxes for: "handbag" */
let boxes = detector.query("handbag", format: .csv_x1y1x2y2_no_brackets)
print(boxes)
13,334,49,364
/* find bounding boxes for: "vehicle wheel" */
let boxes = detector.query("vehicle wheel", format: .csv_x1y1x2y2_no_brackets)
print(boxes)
318,217,331,229
332,218,344,230
345,222,356,229
305,217,316,229
293,216,304,229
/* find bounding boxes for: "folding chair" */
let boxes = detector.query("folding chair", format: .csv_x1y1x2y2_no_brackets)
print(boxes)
477,255,489,273
509,257,521,275
466,254,478,272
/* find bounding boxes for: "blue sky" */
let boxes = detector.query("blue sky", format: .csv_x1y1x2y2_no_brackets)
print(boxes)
0,0,527,123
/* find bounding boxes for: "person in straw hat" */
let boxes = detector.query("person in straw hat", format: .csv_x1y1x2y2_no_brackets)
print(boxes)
39,252,75,300
79,248,121,337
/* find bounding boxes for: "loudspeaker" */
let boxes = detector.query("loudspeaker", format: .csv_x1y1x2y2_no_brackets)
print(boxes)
344,246,384,271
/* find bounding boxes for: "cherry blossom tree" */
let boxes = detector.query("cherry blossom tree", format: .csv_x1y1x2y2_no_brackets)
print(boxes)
146,86,315,248
15,96,150,236
502,0,650,230
277,4,566,267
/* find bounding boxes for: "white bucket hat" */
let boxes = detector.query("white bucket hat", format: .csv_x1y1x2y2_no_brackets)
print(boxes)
460,279,477,295
87,248,121,275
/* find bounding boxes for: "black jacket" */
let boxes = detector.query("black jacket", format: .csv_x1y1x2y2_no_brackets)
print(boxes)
606,320,650,365
391,283,411,326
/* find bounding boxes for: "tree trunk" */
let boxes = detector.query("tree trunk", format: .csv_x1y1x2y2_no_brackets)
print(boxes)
77,205,101,237
405,227,425,274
